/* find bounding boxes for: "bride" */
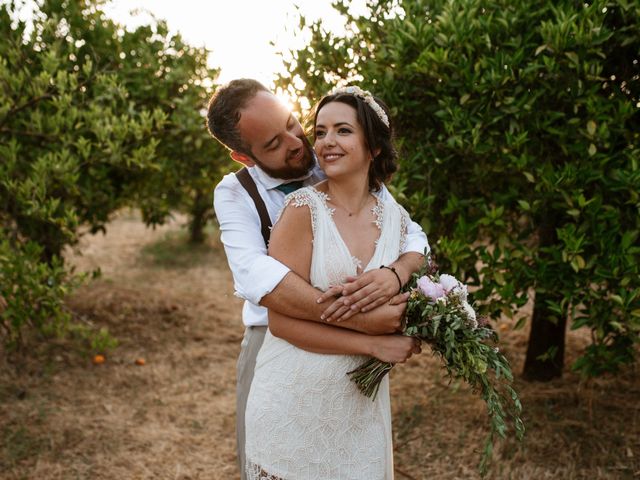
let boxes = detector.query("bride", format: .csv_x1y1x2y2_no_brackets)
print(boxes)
244,86,421,480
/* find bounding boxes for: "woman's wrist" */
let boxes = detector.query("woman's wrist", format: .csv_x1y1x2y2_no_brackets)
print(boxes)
390,262,410,287
380,265,403,293
361,336,377,357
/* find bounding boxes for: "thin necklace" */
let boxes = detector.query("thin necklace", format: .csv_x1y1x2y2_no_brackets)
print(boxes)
329,192,371,217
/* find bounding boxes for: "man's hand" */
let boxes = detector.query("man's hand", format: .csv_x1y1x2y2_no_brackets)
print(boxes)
317,267,401,322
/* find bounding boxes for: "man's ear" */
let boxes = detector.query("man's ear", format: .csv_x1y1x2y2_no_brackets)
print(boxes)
230,151,256,167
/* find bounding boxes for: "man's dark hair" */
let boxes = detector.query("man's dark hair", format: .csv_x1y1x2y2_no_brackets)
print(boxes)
206,78,268,156
313,92,398,192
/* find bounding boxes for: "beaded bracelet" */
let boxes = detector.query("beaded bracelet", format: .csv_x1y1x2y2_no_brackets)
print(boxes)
380,265,402,294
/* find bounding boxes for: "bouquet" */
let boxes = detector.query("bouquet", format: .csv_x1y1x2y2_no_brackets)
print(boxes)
348,255,525,474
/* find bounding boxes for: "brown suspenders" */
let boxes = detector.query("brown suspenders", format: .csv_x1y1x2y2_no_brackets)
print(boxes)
235,167,272,246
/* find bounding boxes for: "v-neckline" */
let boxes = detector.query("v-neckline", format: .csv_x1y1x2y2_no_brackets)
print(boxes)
310,186,384,273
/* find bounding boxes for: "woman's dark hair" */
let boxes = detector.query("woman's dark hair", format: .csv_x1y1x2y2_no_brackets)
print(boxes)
313,91,397,191
206,78,268,156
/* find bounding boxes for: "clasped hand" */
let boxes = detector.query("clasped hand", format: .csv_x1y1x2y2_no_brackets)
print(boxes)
317,267,403,323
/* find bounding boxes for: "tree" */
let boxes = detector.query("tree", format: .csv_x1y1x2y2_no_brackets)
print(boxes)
277,0,640,380
128,28,230,243
0,0,166,349
0,0,225,350
0,0,166,263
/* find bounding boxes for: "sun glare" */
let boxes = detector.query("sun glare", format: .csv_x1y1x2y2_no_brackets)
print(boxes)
275,90,297,115
104,0,369,88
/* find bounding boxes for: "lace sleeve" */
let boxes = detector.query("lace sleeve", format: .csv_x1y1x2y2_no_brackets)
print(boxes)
274,187,320,236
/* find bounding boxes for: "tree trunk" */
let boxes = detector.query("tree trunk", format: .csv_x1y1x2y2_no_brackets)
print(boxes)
522,291,567,380
188,192,209,244
523,214,566,381
39,231,63,267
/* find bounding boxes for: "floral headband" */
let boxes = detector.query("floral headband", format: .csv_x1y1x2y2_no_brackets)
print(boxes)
329,85,390,128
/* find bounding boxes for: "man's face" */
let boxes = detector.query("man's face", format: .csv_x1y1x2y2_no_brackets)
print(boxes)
235,91,315,179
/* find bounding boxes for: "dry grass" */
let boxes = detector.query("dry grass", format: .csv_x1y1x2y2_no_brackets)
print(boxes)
0,210,638,479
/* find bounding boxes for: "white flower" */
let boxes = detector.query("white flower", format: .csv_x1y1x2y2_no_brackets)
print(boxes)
452,284,468,302
439,274,469,302
462,302,478,328
439,274,460,292
436,297,448,306
329,85,390,127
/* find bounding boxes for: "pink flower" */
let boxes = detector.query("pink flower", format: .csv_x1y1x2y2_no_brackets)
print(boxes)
439,274,468,301
416,276,446,300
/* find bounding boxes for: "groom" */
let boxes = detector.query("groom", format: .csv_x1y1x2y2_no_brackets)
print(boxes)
207,78,428,478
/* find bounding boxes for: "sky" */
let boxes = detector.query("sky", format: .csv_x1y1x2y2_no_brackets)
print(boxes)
104,0,368,88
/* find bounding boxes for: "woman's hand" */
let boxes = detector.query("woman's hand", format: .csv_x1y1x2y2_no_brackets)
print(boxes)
368,335,421,364
317,268,402,322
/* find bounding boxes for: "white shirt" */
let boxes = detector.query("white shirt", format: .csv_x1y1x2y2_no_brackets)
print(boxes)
213,164,430,327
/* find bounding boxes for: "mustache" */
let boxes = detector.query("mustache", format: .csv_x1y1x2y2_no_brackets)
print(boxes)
287,135,314,161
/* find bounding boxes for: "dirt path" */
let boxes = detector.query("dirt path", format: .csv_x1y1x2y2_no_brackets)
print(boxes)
1,211,638,479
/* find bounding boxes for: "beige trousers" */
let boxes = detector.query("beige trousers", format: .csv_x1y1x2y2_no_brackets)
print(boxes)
236,326,267,480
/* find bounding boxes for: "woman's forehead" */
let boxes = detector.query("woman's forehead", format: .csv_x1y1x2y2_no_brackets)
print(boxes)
316,101,358,125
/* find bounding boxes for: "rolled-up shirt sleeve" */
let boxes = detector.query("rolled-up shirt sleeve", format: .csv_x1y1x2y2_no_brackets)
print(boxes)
213,177,290,305
378,185,430,255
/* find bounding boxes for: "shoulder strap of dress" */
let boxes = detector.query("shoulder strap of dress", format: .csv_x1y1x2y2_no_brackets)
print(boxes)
236,167,272,246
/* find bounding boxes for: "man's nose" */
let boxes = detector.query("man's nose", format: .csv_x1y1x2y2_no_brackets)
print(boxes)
285,131,303,149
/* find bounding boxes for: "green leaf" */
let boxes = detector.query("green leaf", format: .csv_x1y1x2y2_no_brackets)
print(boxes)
534,45,547,56
570,258,580,272
565,51,579,65
610,295,624,306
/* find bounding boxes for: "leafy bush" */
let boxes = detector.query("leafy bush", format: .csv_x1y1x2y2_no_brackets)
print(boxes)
0,234,79,351
277,0,640,379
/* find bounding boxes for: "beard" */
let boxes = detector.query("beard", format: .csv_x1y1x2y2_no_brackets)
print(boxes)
254,135,316,180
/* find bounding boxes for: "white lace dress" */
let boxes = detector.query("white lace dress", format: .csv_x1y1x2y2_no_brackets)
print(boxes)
244,186,409,480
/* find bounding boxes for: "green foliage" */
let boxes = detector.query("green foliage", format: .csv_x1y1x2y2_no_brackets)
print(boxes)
0,232,81,350
0,0,225,352
119,19,229,243
279,0,640,376
0,0,169,261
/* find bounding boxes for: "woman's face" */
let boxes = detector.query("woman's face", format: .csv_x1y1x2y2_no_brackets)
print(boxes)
314,101,371,181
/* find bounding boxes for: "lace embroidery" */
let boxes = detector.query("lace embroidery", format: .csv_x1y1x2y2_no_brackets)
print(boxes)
278,187,336,237
351,255,363,272
398,204,410,254
312,188,335,217
372,197,384,230
246,461,284,480
279,188,319,236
